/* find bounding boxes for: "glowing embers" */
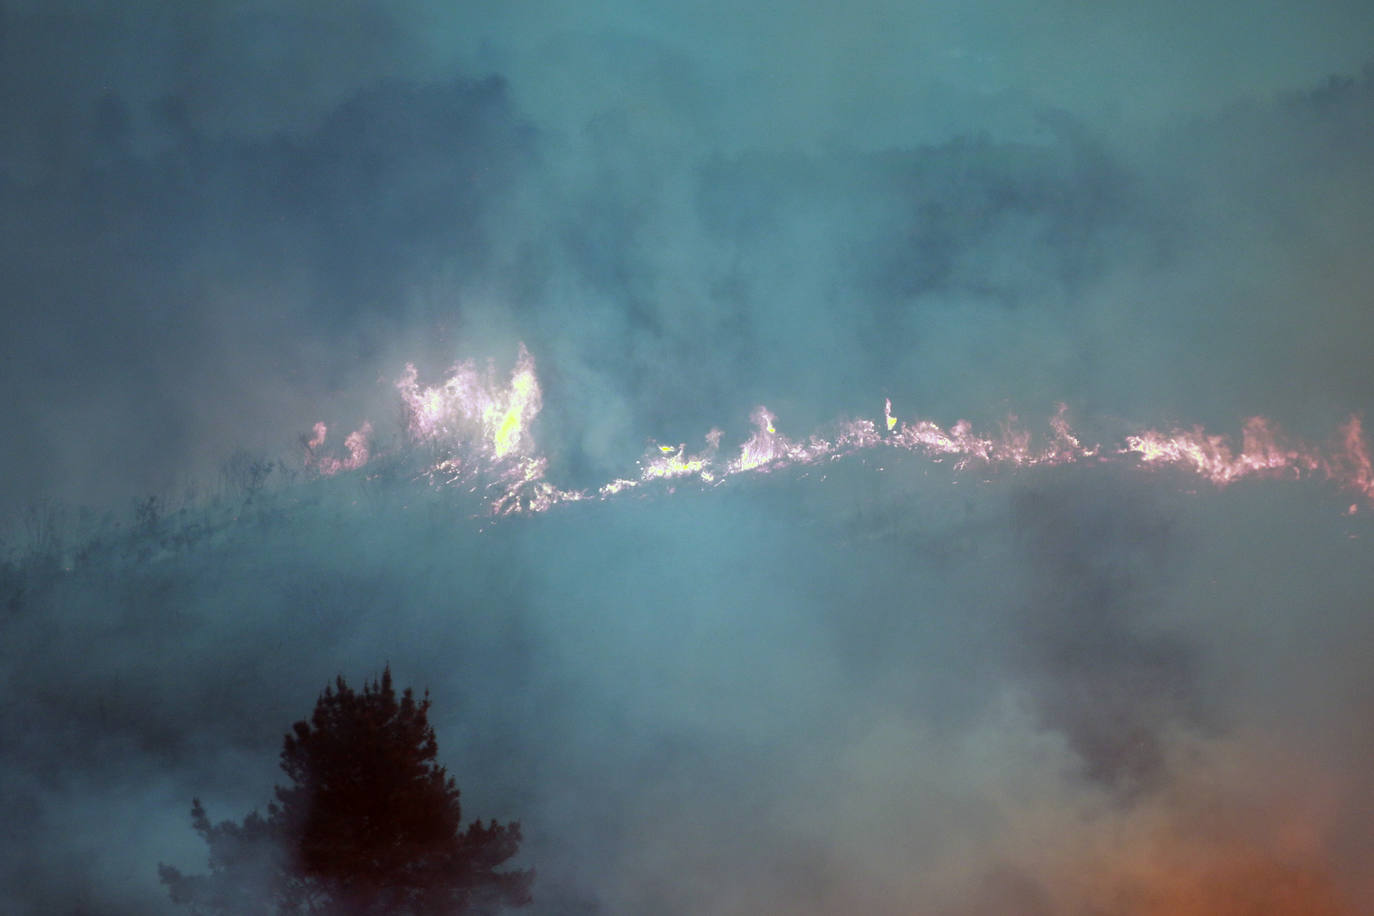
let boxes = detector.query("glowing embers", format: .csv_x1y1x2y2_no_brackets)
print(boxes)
641,429,722,482
489,456,584,517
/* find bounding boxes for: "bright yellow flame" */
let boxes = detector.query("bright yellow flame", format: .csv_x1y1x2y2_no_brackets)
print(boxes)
490,359,539,460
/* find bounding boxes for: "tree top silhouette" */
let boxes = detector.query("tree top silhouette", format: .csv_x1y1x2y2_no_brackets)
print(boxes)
160,667,533,915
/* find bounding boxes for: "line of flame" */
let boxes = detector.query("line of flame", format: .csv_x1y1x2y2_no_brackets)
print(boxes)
306,346,1374,517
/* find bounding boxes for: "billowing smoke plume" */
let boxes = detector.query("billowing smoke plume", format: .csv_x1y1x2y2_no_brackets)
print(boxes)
2,1,1373,913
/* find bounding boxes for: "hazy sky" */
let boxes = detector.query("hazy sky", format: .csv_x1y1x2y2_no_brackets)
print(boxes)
2,2,1374,914
3,0,1373,509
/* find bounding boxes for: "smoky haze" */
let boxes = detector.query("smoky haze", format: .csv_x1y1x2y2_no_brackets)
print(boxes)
2,1,1374,913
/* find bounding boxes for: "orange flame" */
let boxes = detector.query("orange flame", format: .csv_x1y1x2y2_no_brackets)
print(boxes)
303,421,373,476
1124,414,1371,497
307,344,1374,517
396,342,542,461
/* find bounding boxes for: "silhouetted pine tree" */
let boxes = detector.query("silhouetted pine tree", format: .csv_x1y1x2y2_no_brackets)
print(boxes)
160,668,533,915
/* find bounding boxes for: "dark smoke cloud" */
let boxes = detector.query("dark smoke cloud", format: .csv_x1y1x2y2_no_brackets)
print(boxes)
1010,471,1201,794
0,61,537,510
2,1,1374,913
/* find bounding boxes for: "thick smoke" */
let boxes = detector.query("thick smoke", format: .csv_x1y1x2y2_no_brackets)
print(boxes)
2,1,1374,913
